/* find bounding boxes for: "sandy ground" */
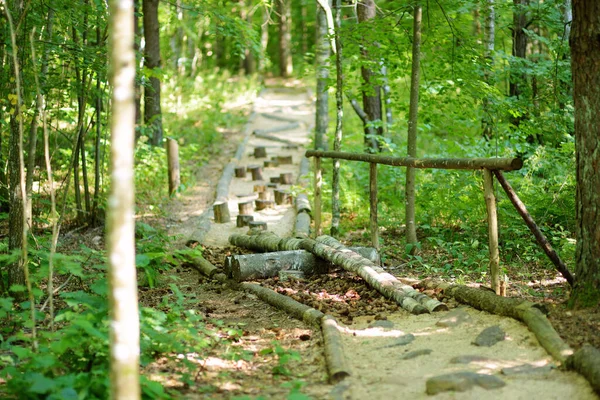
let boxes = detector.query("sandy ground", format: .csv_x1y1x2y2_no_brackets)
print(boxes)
168,87,598,399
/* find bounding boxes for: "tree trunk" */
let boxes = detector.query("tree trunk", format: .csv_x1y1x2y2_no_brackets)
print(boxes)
405,3,422,252
570,0,600,308
510,0,529,100
357,0,382,152
134,0,142,127
277,0,293,77
331,0,343,236
107,0,140,397
315,0,331,151
143,0,163,146
259,4,269,73
482,0,495,140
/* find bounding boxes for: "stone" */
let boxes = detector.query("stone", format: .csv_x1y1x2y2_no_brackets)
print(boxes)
401,349,433,360
426,371,505,395
383,334,416,348
436,308,473,327
473,325,506,347
450,355,498,365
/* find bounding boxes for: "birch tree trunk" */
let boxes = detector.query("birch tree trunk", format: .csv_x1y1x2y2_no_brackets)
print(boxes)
107,0,140,397
143,0,163,146
331,0,343,236
278,0,293,77
482,0,495,140
405,3,422,252
315,0,331,151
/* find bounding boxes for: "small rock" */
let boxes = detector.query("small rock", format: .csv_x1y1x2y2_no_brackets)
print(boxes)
368,320,395,330
401,349,432,360
450,355,498,364
426,372,505,395
474,374,506,390
436,308,473,327
383,334,416,348
473,325,506,347
501,364,554,376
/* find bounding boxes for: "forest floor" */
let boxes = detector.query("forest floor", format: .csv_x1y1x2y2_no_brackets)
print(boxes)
146,82,599,399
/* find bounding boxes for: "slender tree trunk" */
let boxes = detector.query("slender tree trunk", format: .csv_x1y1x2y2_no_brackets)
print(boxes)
357,0,382,152
473,6,481,37
570,0,600,308
170,0,183,72
482,0,495,140
0,15,7,213
405,3,422,252
259,5,270,73
315,0,331,151
300,0,308,56
240,1,256,75
331,0,343,236
134,0,142,128
278,0,293,77
510,0,529,100
143,0,163,146
107,0,140,397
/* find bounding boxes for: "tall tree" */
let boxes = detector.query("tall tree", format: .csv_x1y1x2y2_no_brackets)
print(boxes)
143,0,163,146
510,0,529,100
482,0,495,140
331,0,343,236
315,0,331,151
107,0,140,397
357,0,383,152
405,2,422,252
277,0,293,77
569,0,600,307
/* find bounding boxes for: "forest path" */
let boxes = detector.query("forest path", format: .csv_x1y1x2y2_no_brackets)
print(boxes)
164,86,597,399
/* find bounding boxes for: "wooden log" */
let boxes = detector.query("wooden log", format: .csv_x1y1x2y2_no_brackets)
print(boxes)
294,211,311,238
483,169,501,295
236,214,254,228
315,157,322,236
241,282,325,325
493,170,574,286
252,131,300,148
260,112,299,123
230,247,380,281
276,155,293,164
370,162,378,249
238,201,254,215
258,191,272,201
229,233,436,315
566,345,600,395
321,315,352,383
183,252,220,278
215,162,235,202
305,150,524,171
254,146,267,158
255,199,274,210
248,165,264,181
267,183,278,189
297,156,311,186
264,160,278,168
270,176,281,184
314,235,445,313
234,166,247,178
166,138,180,195
296,193,312,214
213,202,230,223
280,172,293,184
253,122,301,136
253,184,266,193
224,256,234,277
248,221,267,231
417,280,574,363
274,189,292,205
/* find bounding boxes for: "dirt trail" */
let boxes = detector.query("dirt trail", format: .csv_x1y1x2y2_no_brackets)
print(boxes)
166,87,597,399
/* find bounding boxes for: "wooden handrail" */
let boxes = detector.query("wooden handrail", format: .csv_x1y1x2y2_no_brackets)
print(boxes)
305,150,523,171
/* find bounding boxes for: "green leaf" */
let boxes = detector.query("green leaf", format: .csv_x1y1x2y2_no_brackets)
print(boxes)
29,373,57,393
136,254,151,267
9,284,26,292
12,346,32,360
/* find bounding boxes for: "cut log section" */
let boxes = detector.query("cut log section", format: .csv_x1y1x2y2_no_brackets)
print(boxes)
254,146,267,158
321,316,351,383
294,211,311,238
229,247,380,281
213,202,230,223
258,191,272,201
255,199,274,210
236,214,254,228
264,160,278,168
253,184,266,193
234,166,247,178
248,221,267,231
238,201,254,215
276,155,293,164
229,232,441,315
270,176,281,184
248,165,263,181
267,183,278,189
280,172,293,184
183,252,220,278
274,190,293,205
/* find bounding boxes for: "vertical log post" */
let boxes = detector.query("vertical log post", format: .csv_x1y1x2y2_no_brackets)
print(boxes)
167,138,180,195
370,162,379,249
315,157,322,236
483,169,500,295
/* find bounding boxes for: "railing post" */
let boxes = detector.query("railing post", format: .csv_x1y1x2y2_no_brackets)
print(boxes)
370,162,379,249
483,168,500,295
314,157,322,236
166,138,180,196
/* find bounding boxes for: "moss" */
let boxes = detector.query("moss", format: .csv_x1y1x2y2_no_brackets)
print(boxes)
569,281,600,309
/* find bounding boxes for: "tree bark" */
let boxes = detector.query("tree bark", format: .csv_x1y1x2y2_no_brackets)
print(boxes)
569,0,600,308
357,0,383,152
107,0,140,397
315,0,331,151
277,0,293,77
258,4,270,73
405,3,422,252
566,345,600,395
482,0,495,140
143,0,163,146
331,0,343,236
510,0,529,101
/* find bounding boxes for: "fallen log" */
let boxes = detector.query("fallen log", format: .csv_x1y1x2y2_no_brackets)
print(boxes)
183,252,220,278
229,233,434,315
321,316,351,383
260,112,300,124
417,279,573,363
228,247,380,281
296,193,312,214
294,211,311,238
253,122,300,136
566,344,600,395
252,131,301,148
315,235,447,313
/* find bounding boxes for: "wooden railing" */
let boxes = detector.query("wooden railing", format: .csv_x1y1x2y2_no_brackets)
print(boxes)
305,150,525,295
